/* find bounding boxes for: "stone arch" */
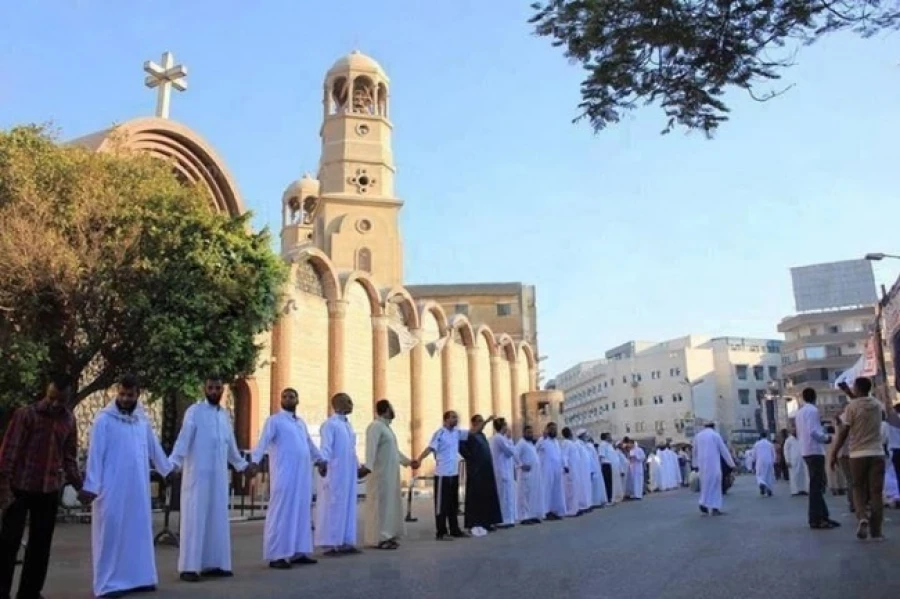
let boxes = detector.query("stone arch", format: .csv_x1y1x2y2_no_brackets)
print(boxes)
72,116,245,217
341,271,383,316
293,248,341,301
517,341,537,371
447,314,476,348
517,340,537,394
475,325,498,357
497,334,517,362
382,286,421,331
230,378,256,451
344,277,376,459
416,300,449,337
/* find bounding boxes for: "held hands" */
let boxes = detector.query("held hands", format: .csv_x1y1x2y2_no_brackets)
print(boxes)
357,466,371,479
409,459,420,470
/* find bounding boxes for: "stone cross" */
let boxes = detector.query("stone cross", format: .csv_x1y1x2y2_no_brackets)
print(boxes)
143,51,188,119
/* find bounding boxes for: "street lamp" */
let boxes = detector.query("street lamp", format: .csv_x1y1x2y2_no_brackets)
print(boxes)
865,253,900,261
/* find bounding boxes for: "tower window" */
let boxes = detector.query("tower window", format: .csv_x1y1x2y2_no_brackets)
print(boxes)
496,303,512,317
454,304,469,316
330,77,349,114
356,247,372,272
352,76,376,115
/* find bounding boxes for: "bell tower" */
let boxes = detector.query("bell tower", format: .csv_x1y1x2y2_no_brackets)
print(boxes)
315,50,403,287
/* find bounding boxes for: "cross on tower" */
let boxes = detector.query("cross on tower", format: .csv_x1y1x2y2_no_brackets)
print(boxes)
143,51,188,119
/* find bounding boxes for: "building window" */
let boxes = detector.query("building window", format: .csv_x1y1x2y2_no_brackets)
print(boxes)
611,402,616,409
809,327,819,336
635,397,644,407
625,423,631,433
454,303,469,316
768,366,778,380
496,302,512,317
624,399,629,408
736,365,748,380
356,247,372,272
753,366,764,381
739,389,750,405
827,325,840,334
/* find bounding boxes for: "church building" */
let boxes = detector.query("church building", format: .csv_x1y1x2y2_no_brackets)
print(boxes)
72,51,554,465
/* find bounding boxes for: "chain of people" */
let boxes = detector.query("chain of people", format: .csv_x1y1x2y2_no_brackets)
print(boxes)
0,373,702,599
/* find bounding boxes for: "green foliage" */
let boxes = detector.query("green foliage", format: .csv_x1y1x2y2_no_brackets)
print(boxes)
0,126,287,408
529,0,899,137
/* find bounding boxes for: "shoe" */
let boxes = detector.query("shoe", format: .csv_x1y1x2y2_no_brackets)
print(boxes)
545,513,562,521
767,489,773,497
435,534,454,541
290,555,317,565
870,535,887,542
857,519,870,540
450,531,469,538
339,546,362,555
712,509,725,516
760,485,766,496
269,559,291,570
699,505,709,515
180,572,201,583
201,568,233,578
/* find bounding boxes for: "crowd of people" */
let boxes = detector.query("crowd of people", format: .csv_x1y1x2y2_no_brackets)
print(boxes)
0,375,687,599
3,372,895,598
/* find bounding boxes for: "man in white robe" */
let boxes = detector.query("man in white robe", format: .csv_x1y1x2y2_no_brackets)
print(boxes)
744,448,755,474
535,422,566,520
784,428,809,496
316,393,364,556
249,388,325,568
586,438,608,507
515,425,543,524
752,433,776,497
362,399,417,550
170,377,254,583
647,450,662,492
614,445,628,502
574,431,593,511
627,440,646,499
79,375,172,598
693,423,735,515
489,418,518,527
560,427,582,516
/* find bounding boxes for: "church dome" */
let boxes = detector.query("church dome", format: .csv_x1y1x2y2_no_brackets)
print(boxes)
283,173,319,201
327,50,386,78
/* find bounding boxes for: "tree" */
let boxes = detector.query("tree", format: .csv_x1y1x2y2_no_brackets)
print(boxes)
529,0,899,137
0,126,287,409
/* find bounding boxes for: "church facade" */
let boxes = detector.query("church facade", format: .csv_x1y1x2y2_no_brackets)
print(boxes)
72,51,544,465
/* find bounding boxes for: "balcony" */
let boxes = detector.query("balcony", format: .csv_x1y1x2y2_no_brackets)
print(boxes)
781,330,867,353
781,355,859,376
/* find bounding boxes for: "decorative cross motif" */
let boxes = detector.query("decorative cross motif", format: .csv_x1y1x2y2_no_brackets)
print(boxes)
143,52,188,119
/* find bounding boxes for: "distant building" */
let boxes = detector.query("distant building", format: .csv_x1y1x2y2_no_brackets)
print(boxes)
777,260,880,428
554,335,782,447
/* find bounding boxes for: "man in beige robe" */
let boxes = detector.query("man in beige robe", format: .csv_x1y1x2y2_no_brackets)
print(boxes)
361,399,418,549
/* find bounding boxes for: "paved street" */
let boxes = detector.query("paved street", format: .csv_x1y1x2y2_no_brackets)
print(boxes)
39,476,900,599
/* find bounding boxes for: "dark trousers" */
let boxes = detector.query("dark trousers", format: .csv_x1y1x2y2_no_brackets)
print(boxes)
804,455,830,526
601,464,613,501
0,489,59,599
838,456,854,511
850,456,886,537
433,475,461,537
892,450,900,497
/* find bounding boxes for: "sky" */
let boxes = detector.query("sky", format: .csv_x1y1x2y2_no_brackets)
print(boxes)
2,1,899,382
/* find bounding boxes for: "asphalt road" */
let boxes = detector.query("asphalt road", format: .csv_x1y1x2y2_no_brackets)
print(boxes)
42,475,900,599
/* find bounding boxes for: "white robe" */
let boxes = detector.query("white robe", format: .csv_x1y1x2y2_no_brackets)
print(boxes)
251,410,322,561
315,414,359,548
536,436,566,516
561,439,581,515
578,443,592,510
628,446,646,498
83,403,172,597
363,417,411,546
170,400,248,574
490,433,518,525
783,435,809,495
752,439,776,491
515,439,543,520
613,450,627,502
744,449,755,473
586,443,607,506
885,456,899,502
647,453,662,492
693,428,734,511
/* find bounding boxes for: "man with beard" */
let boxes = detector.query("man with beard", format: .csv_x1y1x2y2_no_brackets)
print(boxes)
80,374,172,598
489,418,518,528
249,387,324,569
363,399,417,550
536,422,566,520
459,414,501,535
515,425,543,524
170,377,257,583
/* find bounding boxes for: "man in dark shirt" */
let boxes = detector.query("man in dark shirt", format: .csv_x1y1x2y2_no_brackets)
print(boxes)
459,414,501,534
0,375,83,599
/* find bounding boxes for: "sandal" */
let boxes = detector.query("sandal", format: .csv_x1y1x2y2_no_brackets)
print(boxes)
376,540,399,550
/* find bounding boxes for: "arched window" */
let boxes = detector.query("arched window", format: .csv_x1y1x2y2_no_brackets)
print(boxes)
357,247,372,272
377,83,388,117
331,77,348,114
352,76,376,115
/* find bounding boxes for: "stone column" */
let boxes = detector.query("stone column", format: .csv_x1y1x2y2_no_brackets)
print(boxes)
467,347,480,418
528,367,537,393
510,363,521,434
372,315,389,412
441,340,452,414
409,328,425,461
489,355,502,418
327,299,349,412
269,305,293,414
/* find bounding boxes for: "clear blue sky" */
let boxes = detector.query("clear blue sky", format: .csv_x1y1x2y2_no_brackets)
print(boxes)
2,1,899,381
